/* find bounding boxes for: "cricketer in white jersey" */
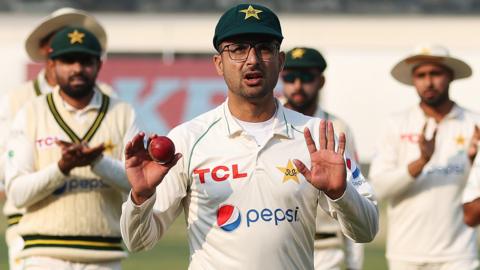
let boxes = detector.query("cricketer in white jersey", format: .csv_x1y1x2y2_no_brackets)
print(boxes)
281,46,364,270
369,44,480,270
0,7,109,270
122,3,378,270
121,99,378,269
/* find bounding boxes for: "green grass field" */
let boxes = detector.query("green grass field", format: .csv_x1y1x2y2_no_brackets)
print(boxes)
0,202,389,270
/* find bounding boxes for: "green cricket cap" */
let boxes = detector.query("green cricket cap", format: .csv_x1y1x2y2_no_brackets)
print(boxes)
284,47,327,72
49,26,102,59
213,3,283,50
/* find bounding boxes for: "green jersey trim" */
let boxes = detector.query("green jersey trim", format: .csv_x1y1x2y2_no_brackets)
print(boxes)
46,92,110,143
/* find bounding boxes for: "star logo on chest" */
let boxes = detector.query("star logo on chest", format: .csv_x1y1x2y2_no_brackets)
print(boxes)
276,159,299,184
104,140,115,153
455,134,465,146
239,5,263,20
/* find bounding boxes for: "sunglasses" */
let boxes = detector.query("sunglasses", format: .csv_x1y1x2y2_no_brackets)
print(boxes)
282,71,316,83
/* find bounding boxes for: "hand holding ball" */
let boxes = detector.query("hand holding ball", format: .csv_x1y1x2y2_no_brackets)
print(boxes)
148,136,176,164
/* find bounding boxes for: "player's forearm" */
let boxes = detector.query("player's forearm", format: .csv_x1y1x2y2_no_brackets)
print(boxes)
328,182,379,243
91,156,131,192
120,192,165,252
6,163,66,208
369,166,416,201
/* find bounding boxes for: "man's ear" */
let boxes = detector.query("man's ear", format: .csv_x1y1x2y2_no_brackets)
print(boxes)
278,51,285,71
213,54,224,76
97,59,103,72
46,58,55,70
319,74,325,89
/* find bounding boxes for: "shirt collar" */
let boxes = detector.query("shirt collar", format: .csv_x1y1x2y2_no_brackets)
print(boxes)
37,69,55,94
415,102,464,121
52,86,103,113
221,98,292,139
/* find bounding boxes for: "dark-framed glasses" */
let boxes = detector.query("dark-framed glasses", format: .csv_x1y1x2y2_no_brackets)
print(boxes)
220,42,279,62
282,71,316,83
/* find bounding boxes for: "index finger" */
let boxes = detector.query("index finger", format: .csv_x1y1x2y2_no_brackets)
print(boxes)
55,139,72,148
303,127,317,154
125,132,146,157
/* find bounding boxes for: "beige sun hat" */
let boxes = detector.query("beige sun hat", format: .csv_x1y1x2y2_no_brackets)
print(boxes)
391,44,471,85
25,7,107,62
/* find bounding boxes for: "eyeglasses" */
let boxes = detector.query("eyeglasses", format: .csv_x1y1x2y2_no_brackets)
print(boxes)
282,71,316,83
220,42,279,62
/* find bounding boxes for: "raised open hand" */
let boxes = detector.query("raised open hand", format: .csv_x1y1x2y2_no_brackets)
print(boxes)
125,132,182,204
468,125,480,163
293,120,347,200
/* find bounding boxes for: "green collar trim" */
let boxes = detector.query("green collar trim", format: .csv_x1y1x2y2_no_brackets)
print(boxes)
46,92,110,143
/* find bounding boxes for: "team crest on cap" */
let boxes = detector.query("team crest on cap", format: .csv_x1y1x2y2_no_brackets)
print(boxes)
68,30,85,44
291,48,306,59
239,5,262,20
419,47,431,55
277,160,299,184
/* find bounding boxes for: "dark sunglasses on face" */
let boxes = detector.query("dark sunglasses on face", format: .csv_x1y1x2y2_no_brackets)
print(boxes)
282,71,316,83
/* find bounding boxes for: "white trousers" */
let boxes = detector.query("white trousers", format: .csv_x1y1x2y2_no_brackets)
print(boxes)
6,225,24,270
388,259,479,270
19,256,122,270
314,248,344,270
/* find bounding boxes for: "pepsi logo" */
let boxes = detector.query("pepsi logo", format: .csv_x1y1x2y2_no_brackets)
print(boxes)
217,204,241,232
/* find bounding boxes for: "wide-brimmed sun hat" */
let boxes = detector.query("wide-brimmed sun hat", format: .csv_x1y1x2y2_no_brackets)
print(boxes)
25,7,107,62
391,44,471,85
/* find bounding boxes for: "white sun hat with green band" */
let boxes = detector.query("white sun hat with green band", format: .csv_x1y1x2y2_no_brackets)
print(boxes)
391,44,471,86
25,7,107,62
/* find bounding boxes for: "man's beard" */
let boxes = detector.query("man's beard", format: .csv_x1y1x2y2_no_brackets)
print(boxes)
59,74,95,99
421,89,449,107
287,91,318,112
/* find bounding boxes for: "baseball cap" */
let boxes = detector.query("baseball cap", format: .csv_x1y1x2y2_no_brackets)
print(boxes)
49,27,101,59
284,47,327,72
213,3,283,50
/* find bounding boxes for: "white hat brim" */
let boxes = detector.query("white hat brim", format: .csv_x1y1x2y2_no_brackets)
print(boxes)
25,9,107,62
391,55,472,85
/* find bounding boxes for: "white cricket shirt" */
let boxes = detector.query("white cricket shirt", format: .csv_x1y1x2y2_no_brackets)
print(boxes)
369,104,478,263
121,100,378,270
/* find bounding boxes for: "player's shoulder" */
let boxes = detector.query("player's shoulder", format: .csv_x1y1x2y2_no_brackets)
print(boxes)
455,104,480,121
4,80,36,101
281,105,318,133
170,104,224,137
386,105,420,124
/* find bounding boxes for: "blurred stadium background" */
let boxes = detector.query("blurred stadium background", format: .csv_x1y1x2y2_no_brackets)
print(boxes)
1,0,480,269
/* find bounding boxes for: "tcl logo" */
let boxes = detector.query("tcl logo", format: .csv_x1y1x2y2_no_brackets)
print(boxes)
193,164,247,184
36,136,61,148
400,133,420,143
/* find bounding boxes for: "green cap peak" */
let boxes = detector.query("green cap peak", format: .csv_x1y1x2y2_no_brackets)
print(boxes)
49,26,102,59
213,4,283,50
284,47,327,72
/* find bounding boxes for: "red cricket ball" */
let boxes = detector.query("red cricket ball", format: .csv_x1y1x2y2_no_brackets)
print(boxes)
148,136,175,164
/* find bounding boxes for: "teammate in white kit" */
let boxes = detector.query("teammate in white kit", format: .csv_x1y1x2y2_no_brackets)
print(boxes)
5,27,139,270
0,8,109,270
120,4,378,269
281,47,363,270
369,44,480,270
